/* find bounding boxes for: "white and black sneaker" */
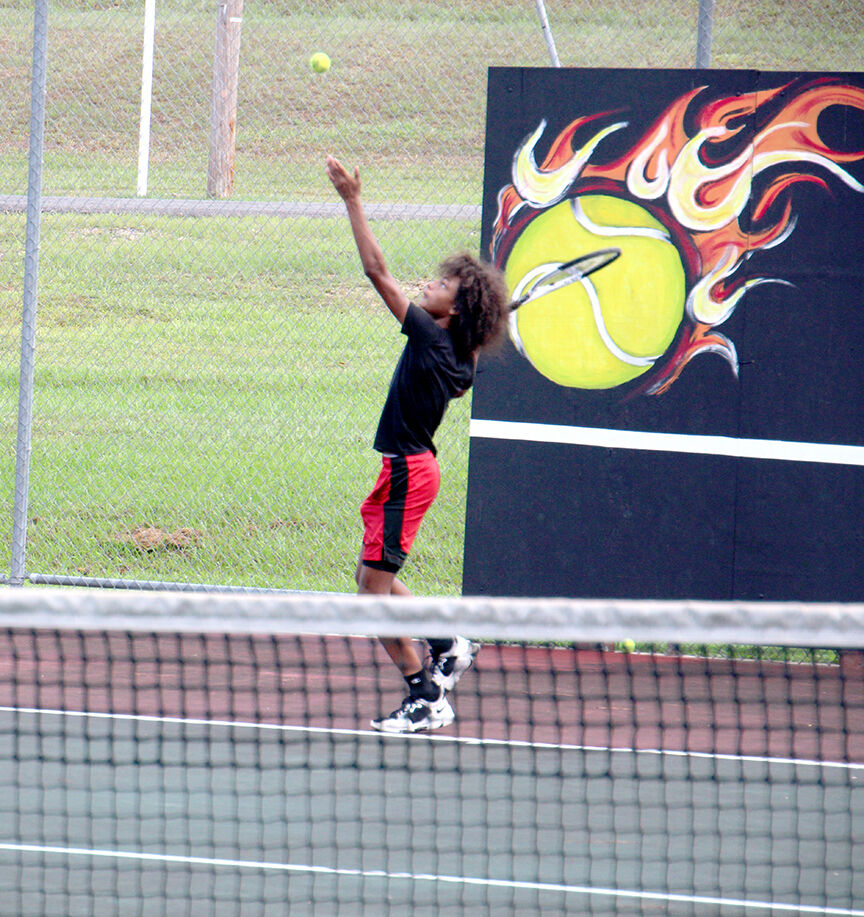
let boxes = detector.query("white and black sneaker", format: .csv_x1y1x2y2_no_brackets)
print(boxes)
371,692,455,734
429,636,480,692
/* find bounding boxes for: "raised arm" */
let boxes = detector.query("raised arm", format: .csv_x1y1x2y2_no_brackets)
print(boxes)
326,155,410,323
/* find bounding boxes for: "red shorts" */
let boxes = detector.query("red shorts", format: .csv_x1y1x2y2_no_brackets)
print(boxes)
360,451,441,572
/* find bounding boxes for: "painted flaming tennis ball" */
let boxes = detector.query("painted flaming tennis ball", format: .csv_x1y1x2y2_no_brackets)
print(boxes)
506,195,686,390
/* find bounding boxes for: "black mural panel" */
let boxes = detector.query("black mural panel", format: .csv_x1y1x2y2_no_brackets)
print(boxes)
464,68,864,599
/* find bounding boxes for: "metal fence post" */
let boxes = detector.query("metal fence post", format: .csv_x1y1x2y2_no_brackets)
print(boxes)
137,0,157,197
696,0,715,68
10,0,49,586
534,0,561,67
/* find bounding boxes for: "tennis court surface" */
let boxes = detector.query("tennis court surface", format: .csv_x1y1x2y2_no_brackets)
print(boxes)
0,589,862,916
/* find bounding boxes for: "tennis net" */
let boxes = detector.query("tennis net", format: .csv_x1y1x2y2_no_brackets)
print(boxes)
0,587,862,916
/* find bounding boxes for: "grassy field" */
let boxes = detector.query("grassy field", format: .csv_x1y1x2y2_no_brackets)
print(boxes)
1,0,862,594
2,2,861,200
0,209,480,593
0,3,556,203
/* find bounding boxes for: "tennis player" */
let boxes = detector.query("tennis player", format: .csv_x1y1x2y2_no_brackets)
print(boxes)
326,155,509,734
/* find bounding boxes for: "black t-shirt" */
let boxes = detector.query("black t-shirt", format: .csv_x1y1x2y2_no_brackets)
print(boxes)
373,304,474,456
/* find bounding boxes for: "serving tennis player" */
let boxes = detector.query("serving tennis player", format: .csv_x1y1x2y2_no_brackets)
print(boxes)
326,154,509,734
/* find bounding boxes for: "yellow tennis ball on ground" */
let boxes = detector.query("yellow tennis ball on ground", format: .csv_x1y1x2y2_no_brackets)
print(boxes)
309,52,331,73
506,194,686,390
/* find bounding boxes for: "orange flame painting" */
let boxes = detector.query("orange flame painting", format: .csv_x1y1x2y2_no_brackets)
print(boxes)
491,77,864,395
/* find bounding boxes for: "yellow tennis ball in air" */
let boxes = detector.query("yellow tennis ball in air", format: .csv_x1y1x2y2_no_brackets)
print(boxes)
621,639,636,653
309,52,331,73
506,195,686,390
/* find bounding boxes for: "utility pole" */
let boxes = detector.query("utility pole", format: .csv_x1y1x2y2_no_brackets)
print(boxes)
207,0,244,198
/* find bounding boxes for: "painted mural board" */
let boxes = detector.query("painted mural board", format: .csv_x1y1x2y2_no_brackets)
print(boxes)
464,68,864,600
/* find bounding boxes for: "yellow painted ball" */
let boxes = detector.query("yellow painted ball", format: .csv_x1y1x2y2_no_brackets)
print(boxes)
309,52,331,73
506,194,686,390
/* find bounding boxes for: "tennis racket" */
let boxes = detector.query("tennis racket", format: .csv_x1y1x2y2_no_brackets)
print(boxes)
511,247,621,310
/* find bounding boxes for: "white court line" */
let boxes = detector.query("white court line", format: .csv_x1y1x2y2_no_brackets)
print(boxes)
0,842,861,916
1,705,861,772
470,419,864,467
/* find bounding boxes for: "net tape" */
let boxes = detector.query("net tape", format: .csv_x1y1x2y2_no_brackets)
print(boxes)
1,585,863,645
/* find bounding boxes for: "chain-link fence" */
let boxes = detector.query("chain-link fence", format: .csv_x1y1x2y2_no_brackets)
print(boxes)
1,0,863,595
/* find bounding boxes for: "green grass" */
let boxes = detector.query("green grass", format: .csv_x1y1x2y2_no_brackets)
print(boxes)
2,2,860,199
616,642,840,664
0,211,478,592
0,4,553,202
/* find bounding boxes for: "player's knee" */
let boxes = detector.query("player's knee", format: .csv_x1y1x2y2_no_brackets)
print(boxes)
357,563,396,595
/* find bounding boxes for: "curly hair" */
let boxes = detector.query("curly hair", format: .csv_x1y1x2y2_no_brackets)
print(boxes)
439,253,510,360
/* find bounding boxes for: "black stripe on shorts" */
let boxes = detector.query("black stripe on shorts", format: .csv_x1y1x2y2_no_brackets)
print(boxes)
382,455,409,569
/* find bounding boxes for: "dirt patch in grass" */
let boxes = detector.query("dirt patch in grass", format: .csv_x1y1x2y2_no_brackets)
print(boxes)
116,524,202,552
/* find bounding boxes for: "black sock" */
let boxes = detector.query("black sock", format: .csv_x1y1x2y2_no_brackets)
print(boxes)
405,669,438,701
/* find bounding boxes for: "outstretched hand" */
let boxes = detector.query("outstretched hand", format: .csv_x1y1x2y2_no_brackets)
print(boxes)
326,155,361,202
325,155,409,322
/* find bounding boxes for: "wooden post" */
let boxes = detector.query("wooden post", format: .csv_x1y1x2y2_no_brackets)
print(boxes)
207,0,243,199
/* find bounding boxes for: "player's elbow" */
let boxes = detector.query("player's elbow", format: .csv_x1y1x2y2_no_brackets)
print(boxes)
363,258,388,285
